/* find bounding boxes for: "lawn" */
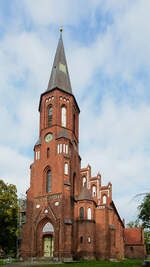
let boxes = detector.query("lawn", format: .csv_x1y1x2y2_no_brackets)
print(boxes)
30,259,142,267
0,259,143,267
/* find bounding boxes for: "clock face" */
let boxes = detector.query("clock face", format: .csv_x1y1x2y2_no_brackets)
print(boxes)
45,133,53,143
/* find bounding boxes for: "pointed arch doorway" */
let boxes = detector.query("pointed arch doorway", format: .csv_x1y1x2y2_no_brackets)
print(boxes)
42,222,54,257
43,235,54,257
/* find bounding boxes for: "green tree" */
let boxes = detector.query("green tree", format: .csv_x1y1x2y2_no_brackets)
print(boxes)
138,193,150,229
0,180,18,256
126,219,140,228
138,193,150,254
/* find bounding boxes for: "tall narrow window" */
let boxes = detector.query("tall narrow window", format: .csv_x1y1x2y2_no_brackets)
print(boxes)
48,105,53,126
80,236,83,243
83,177,86,187
63,144,66,153
60,144,62,153
80,207,84,219
92,185,96,197
61,106,66,127
87,208,91,220
47,148,50,158
64,162,68,175
103,195,107,204
47,170,51,193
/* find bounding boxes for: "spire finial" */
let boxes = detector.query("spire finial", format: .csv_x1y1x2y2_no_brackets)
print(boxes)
60,26,63,33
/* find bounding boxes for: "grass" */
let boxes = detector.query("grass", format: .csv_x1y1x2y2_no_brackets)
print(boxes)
0,259,143,267
30,259,142,267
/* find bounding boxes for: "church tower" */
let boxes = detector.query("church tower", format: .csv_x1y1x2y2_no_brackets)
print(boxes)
21,29,80,260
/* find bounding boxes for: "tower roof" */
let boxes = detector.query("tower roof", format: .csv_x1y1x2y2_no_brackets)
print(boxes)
47,31,72,94
56,128,71,141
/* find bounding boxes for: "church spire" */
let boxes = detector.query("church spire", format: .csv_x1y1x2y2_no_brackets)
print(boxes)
47,28,72,94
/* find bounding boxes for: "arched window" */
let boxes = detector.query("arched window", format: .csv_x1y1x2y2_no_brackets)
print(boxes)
87,208,91,220
83,177,86,187
61,106,66,127
92,185,96,197
87,236,91,243
80,236,83,243
64,162,68,175
80,207,84,219
47,170,52,193
103,195,107,204
48,105,53,126
43,222,54,232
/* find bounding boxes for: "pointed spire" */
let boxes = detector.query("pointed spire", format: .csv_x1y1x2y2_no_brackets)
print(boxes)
47,29,72,94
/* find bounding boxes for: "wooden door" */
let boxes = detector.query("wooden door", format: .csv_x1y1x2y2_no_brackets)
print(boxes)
43,235,53,257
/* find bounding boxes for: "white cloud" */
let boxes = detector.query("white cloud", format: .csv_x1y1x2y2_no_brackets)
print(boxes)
0,146,31,195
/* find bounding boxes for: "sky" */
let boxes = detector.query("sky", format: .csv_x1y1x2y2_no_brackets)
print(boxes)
0,0,150,224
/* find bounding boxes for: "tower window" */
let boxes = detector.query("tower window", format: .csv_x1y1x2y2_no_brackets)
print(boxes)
47,148,50,158
57,144,60,154
35,151,40,160
88,237,91,243
60,144,62,153
46,170,52,193
61,106,66,127
48,105,53,127
64,162,68,175
103,195,107,204
80,207,84,219
80,236,83,244
63,144,66,153
66,144,68,154
83,177,86,187
87,208,91,220
92,185,96,197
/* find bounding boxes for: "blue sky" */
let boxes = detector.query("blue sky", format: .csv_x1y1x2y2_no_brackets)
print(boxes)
0,0,150,224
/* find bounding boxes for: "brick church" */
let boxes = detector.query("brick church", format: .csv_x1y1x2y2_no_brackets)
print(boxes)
21,30,145,260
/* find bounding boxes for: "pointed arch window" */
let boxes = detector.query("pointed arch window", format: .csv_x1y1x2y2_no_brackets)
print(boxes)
80,207,84,219
43,222,54,233
92,185,96,197
61,106,66,127
46,170,52,193
83,177,86,187
48,105,53,127
103,195,107,204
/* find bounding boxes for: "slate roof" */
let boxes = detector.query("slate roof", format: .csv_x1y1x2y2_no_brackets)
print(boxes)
76,186,94,201
34,137,41,146
56,128,71,140
47,32,72,94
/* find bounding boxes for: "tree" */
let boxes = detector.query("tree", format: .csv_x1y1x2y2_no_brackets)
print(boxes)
126,219,140,228
137,193,150,254
0,180,18,256
138,193,150,229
